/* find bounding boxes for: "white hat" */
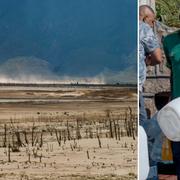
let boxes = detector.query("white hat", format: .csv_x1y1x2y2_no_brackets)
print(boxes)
157,97,180,141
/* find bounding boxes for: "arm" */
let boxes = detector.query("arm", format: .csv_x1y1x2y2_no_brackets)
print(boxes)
142,24,162,66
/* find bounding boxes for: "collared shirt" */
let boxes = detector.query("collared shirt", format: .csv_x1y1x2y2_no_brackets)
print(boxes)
139,21,160,92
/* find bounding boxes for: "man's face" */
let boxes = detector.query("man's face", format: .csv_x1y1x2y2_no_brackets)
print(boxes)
143,13,155,28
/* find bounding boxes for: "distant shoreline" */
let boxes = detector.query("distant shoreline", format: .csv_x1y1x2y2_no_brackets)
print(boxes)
0,83,137,88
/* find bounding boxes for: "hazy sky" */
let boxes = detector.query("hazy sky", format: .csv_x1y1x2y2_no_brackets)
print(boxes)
0,0,137,83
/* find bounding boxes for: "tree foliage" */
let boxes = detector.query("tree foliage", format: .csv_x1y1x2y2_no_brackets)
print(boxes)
156,0,180,27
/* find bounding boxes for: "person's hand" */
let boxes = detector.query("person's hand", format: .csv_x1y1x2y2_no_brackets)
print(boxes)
145,51,162,66
145,54,152,66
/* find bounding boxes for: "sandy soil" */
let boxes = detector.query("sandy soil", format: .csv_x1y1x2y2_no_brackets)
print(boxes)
0,85,137,180
0,138,136,180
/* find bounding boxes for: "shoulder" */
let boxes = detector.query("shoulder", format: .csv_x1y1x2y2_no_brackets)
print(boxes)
163,30,180,51
164,30,180,42
139,21,154,38
139,21,152,32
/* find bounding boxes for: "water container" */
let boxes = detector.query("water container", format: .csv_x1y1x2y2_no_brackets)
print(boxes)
139,126,149,180
157,97,180,141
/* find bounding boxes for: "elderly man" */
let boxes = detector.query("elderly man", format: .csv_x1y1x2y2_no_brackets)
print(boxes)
139,5,162,128
139,5,162,180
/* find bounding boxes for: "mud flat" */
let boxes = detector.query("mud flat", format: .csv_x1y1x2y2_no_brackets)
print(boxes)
0,85,137,180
